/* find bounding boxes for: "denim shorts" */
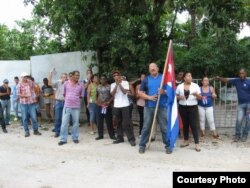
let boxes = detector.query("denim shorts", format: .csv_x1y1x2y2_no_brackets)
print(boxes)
88,103,97,123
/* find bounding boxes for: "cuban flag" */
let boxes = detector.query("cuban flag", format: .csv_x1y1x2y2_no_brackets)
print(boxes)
163,41,179,150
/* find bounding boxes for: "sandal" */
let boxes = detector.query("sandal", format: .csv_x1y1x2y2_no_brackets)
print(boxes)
180,143,189,148
195,147,201,152
213,134,220,139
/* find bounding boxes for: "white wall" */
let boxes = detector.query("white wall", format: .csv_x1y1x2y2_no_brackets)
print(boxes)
30,51,97,84
0,51,98,120
0,60,30,85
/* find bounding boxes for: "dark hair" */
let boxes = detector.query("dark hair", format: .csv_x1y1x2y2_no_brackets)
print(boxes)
112,70,121,76
183,71,191,78
14,76,19,80
201,75,209,81
72,70,80,75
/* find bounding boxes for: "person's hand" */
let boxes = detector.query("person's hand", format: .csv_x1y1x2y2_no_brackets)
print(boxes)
158,88,165,95
148,94,158,101
178,95,185,100
212,93,217,99
215,76,220,80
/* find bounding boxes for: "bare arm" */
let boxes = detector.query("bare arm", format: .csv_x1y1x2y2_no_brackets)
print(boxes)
210,86,217,99
216,76,229,83
48,71,53,85
138,89,158,101
118,83,128,94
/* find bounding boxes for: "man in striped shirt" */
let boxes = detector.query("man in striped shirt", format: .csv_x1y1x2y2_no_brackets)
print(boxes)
58,70,83,145
18,72,42,137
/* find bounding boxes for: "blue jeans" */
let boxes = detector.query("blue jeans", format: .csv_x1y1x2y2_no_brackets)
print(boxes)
20,103,39,133
235,103,250,139
0,99,11,125
54,101,64,134
139,107,169,149
12,99,20,118
88,103,97,124
60,107,80,142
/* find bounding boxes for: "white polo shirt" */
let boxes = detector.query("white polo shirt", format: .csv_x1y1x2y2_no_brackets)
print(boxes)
176,82,201,106
110,80,130,108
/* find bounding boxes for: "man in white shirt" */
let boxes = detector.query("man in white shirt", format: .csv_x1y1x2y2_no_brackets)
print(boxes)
110,70,136,146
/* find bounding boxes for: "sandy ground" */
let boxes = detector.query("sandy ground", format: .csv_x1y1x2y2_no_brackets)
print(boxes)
0,121,250,188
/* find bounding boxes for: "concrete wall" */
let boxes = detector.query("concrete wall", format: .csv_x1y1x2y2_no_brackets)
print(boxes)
0,51,98,121
30,51,97,85
0,60,30,85
0,51,97,85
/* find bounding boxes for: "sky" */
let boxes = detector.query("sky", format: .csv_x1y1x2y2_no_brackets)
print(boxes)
0,0,249,39
0,0,33,28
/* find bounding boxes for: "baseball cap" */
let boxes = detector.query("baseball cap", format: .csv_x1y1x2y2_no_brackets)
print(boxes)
21,72,29,77
3,79,9,83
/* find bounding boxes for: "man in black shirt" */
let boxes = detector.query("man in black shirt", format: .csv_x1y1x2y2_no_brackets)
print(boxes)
0,79,10,133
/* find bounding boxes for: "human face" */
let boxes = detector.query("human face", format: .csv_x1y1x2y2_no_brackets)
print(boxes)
14,78,19,84
61,74,68,82
177,72,184,81
239,69,246,80
184,73,192,84
100,76,107,85
149,63,159,77
93,75,99,83
140,74,146,81
113,73,121,82
72,72,80,82
202,77,209,87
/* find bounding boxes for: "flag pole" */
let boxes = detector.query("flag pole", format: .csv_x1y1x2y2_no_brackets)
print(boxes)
147,40,173,149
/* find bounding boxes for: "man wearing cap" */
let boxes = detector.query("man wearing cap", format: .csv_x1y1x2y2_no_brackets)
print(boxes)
0,79,11,126
18,72,42,137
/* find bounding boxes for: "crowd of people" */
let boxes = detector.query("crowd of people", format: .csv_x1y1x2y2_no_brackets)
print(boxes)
0,65,249,154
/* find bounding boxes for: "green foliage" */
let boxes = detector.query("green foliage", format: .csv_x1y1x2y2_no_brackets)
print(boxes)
1,0,249,80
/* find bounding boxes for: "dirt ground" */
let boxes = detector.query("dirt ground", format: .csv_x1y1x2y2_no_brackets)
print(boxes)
0,121,250,188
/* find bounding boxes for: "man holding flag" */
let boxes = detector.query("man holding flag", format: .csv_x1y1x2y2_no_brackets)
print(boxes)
138,62,171,154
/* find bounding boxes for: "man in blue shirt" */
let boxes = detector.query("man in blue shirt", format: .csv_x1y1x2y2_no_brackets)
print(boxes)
217,68,250,142
12,76,20,121
138,62,171,154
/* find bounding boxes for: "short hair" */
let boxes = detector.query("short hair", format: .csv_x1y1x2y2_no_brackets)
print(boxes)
14,76,19,80
112,70,121,76
72,70,80,75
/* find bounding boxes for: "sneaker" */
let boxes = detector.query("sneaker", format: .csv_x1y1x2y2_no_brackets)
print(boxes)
110,136,117,140
113,139,124,144
25,132,30,137
166,147,173,154
54,133,60,138
73,140,79,144
95,136,104,140
241,137,247,142
130,141,136,146
233,136,240,142
58,141,67,146
33,130,42,135
139,147,145,154
2,129,8,133
90,131,95,135
14,117,18,121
